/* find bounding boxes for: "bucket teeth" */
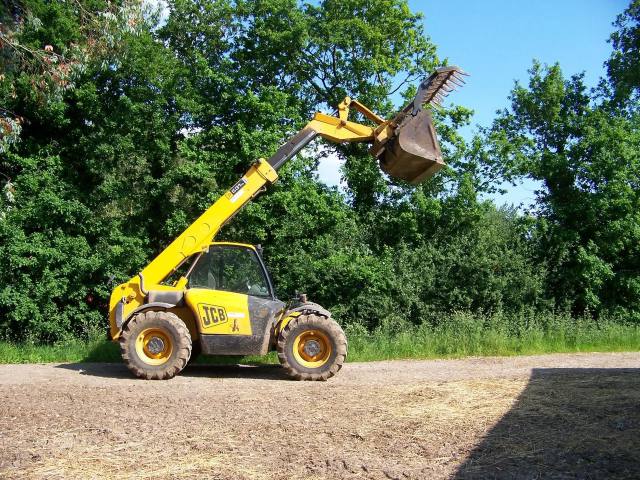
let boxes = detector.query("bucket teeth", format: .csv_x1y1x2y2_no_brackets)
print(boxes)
403,66,468,114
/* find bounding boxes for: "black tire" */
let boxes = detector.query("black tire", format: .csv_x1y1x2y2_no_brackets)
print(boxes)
119,310,192,380
277,314,347,381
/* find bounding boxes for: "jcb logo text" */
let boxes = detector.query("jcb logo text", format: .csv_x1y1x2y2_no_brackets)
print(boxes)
199,304,228,327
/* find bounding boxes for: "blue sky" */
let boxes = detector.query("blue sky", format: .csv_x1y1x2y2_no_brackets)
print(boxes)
318,0,628,206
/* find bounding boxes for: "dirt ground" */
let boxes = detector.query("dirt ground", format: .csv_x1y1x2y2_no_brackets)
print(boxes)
1,352,639,479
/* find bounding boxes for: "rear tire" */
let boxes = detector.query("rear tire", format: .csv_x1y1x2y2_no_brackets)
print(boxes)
277,314,347,381
119,310,192,380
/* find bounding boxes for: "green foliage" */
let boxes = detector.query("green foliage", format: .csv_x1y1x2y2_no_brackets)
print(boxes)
346,312,640,361
1,0,182,341
606,0,640,107
0,0,638,346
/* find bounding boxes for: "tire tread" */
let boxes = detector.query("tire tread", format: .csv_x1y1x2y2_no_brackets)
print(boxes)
276,314,347,381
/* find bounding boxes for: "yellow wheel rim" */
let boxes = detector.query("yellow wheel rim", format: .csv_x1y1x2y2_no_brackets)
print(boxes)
292,329,332,368
135,328,173,366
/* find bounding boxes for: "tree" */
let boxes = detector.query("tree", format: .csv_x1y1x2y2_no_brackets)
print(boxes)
485,62,640,317
606,0,640,108
0,0,186,341
0,0,557,343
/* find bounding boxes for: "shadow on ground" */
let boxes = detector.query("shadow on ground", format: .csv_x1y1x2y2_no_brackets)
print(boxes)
53,339,287,380
56,361,288,380
454,368,640,479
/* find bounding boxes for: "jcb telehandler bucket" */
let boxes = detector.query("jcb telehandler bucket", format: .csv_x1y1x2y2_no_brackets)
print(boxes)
375,66,468,185
379,108,444,185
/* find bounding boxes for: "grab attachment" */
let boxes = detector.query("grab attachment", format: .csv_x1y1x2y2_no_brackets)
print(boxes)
374,66,468,184
296,66,468,185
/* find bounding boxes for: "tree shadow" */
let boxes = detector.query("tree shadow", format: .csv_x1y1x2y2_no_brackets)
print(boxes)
454,368,640,479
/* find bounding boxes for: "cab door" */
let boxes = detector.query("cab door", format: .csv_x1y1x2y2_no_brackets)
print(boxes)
184,244,284,355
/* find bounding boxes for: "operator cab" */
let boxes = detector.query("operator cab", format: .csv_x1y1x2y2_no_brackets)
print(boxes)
164,242,286,356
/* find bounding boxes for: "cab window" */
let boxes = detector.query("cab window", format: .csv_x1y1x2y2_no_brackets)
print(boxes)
188,245,271,297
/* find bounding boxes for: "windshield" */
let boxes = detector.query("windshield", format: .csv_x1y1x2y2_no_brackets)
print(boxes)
188,245,272,298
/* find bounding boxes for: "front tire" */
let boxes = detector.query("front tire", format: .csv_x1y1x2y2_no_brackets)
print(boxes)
277,314,347,381
119,310,192,380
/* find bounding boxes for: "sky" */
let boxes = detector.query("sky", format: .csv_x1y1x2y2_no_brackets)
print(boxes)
317,0,628,206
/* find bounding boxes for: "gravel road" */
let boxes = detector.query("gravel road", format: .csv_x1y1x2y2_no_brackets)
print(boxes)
1,352,639,479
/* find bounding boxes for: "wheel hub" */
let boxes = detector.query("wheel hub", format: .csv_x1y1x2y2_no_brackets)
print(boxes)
292,329,332,368
303,339,321,357
135,328,173,366
147,336,165,355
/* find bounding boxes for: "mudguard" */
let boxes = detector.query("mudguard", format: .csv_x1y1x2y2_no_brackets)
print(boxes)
116,301,177,329
275,302,332,336
287,301,331,318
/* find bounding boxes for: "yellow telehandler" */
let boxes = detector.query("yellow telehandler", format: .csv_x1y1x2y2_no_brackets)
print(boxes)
108,67,466,380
